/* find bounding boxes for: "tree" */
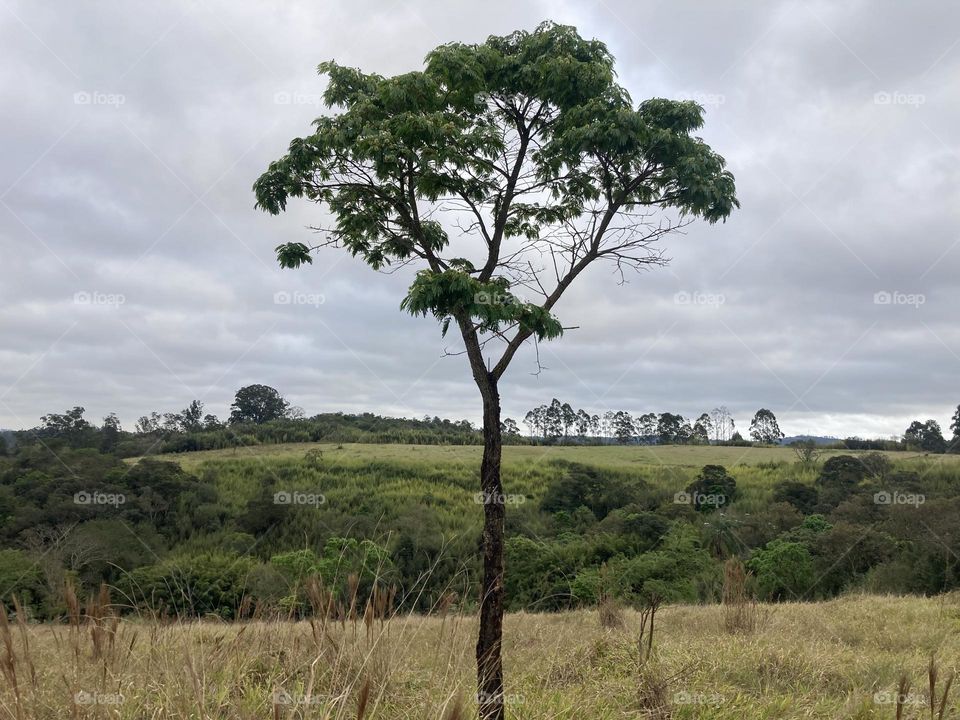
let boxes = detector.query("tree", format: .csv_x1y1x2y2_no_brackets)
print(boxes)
749,408,784,444
656,412,685,444
229,385,290,425
791,439,821,470
39,406,92,447
523,406,544,438
691,413,712,445
685,464,737,512
500,418,520,437
951,405,960,453
574,408,591,439
180,400,205,432
559,402,576,442
611,410,635,444
709,406,735,443
254,22,737,718
100,413,122,453
903,419,947,453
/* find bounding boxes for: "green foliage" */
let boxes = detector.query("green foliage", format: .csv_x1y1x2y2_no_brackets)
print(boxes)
685,464,737,512
773,480,819,515
748,540,815,601
540,461,645,519
0,549,44,609
121,553,257,619
254,21,737,355
229,384,290,425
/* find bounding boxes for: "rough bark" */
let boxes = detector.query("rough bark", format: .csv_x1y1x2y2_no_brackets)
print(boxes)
476,378,504,720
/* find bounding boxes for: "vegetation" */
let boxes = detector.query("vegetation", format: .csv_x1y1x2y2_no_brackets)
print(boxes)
3,594,960,718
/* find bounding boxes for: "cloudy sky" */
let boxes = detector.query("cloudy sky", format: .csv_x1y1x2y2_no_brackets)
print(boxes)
1,0,957,438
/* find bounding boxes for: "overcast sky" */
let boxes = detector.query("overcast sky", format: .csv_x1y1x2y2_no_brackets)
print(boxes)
1,0,957,438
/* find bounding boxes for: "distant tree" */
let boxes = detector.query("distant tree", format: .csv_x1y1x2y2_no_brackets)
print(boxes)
202,414,223,430
790,439,821,470
560,402,576,442
949,405,960,453
39,407,91,446
903,419,947,453
543,399,564,442
656,412,685,444
685,464,737,512
180,400,205,432
500,418,520,437
523,406,545,438
691,413,712,444
0,435,7,457
611,411,635,444
709,406,735,443
635,412,658,441
749,408,784,444
574,409,591,438
100,413,122,453
229,385,290,425
135,412,163,434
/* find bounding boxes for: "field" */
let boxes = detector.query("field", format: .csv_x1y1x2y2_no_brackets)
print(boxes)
141,441,953,473
4,594,960,719
4,442,958,718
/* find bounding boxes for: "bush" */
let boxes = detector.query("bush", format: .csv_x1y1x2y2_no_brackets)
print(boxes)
121,553,257,619
748,540,814,601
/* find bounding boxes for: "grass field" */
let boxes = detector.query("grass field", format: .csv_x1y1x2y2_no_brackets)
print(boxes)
5,594,960,719
137,441,956,473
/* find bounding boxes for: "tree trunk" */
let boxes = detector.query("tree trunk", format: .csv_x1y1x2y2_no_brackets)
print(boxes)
476,379,505,720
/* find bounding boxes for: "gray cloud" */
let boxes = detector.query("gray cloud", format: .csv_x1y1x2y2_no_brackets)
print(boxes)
1,0,958,439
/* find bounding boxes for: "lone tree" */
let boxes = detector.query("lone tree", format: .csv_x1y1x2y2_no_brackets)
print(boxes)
254,22,737,719
229,384,289,425
749,408,784,444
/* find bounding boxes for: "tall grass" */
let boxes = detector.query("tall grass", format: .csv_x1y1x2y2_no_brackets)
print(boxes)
2,594,960,718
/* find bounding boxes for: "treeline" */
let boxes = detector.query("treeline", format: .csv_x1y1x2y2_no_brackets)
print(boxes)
9,384,503,458
521,399,960,453
522,401,781,445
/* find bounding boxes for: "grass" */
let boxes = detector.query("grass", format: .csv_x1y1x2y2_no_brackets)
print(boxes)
132,442,959,474
4,594,960,719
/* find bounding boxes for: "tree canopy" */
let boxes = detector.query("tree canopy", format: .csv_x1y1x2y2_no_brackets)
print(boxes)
254,22,738,376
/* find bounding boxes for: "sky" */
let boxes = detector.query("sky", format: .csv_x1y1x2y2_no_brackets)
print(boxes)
0,0,958,439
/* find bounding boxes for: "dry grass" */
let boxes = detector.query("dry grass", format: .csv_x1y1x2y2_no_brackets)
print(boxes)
2,594,960,718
